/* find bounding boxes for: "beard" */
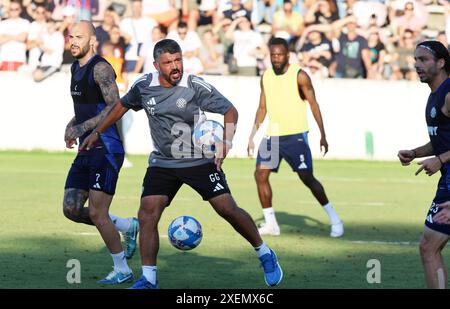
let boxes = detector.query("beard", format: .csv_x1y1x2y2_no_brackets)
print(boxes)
71,44,90,59
164,68,183,86
272,61,288,75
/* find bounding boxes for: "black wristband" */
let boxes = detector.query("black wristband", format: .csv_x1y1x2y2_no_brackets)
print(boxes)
411,149,416,159
438,155,444,165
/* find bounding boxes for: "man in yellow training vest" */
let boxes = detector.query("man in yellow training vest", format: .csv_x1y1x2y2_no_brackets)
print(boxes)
247,37,343,238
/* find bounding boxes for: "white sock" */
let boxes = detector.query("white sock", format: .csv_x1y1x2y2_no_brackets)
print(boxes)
109,214,131,233
254,241,271,258
323,203,341,225
111,251,131,274
263,208,278,226
142,266,157,284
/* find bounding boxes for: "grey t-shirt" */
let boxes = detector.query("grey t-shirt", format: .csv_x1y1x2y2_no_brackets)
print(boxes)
121,72,233,168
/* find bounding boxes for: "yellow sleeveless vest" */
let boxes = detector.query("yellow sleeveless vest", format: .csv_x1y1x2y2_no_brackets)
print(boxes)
262,63,309,136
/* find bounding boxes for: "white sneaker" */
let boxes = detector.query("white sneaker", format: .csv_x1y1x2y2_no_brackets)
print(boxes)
122,157,133,168
330,221,344,237
258,222,280,236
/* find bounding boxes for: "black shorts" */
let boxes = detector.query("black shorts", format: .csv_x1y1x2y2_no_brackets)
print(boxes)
425,171,450,235
64,148,124,195
141,163,231,205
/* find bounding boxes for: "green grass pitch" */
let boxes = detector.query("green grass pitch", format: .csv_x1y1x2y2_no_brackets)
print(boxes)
0,151,445,288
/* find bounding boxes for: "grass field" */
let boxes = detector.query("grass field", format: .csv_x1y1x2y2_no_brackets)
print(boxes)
0,151,446,289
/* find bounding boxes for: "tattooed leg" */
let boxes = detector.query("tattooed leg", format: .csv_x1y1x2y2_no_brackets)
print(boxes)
63,188,94,225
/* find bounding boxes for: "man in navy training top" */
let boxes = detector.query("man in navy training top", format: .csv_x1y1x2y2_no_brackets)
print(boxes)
398,40,450,289
63,21,138,285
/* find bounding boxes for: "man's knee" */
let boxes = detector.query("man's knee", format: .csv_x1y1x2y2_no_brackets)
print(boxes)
210,194,239,218
298,172,315,186
419,235,440,261
420,238,432,260
63,203,83,222
88,206,109,226
63,189,88,222
138,197,166,224
254,168,269,183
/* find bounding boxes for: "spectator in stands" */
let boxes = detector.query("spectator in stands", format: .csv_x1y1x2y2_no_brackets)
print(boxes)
52,0,67,21
188,0,218,37
218,0,253,13
338,0,357,18
366,29,387,80
351,0,387,30
58,4,77,67
95,6,120,54
212,17,235,72
226,16,267,76
108,25,130,65
390,28,418,80
200,29,228,75
101,40,127,92
92,0,112,23
135,25,167,74
27,5,48,70
437,30,449,51
304,0,339,27
0,1,30,71
272,0,304,43
252,0,277,28
119,0,156,73
32,19,64,82
142,0,179,28
222,0,252,22
276,0,304,14
394,1,426,38
330,15,373,79
108,0,132,18
21,0,55,22
167,21,204,74
297,25,334,78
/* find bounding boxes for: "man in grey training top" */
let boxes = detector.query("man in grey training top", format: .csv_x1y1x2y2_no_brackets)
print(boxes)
81,39,283,289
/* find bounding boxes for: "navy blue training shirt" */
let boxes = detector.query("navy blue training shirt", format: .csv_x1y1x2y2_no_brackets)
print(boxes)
70,55,124,155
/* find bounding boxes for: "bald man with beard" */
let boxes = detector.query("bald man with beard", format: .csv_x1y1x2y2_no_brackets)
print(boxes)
63,21,138,285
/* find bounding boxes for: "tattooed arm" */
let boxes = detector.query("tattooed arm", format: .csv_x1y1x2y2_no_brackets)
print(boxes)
65,62,120,141
64,116,78,148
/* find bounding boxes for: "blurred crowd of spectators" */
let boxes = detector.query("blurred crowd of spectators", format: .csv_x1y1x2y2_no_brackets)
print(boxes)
0,0,449,83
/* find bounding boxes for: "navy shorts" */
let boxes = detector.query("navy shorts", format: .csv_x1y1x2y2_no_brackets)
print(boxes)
256,132,313,172
141,163,231,205
425,168,450,235
64,148,124,196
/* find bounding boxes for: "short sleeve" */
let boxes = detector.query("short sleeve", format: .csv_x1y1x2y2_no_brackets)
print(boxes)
191,76,233,115
120,75,148,111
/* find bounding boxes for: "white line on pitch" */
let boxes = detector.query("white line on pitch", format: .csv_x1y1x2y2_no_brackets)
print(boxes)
351,240,419,246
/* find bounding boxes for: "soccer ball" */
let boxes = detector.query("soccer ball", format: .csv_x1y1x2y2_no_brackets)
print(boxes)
192,120,224,156
168,216,203,251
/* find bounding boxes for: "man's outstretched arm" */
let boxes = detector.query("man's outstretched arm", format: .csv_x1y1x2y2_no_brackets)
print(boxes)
80,101,129,150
